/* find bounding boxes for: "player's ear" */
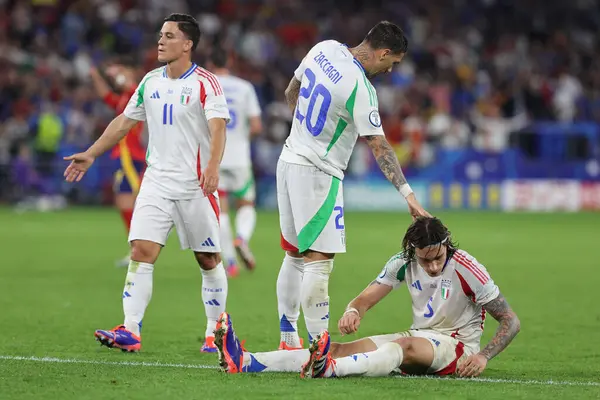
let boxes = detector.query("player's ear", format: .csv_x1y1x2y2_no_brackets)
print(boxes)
379,49,391,61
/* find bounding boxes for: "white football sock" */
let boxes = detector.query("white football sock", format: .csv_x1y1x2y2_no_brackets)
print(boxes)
276,254,304,347
334,342,404,377
200,263,228,338
301,259,333,341
242,349,310,373
235,205,256,243
219,213,237,266
122,261,153,336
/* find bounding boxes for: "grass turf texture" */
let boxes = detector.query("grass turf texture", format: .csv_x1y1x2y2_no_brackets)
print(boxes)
0,208,599,399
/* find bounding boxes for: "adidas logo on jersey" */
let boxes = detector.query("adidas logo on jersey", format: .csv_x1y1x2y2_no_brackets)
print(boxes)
201,237,215,247
411,280,423,291
150,90,160,99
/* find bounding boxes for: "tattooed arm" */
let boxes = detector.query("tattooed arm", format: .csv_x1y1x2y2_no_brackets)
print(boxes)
284,77,301,113
364,135,409,192
480,293,521,360
364,135,430,217
457,292,520,377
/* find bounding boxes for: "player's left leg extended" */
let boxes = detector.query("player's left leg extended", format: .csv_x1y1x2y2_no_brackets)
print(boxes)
95,192,173,352
304,330,466,378
215,312,310,374
173,193,227,353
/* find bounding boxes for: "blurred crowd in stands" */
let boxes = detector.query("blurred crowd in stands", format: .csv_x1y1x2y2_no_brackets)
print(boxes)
0,0,599,206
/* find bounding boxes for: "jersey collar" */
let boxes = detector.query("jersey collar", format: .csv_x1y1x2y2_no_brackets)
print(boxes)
162,63,198,79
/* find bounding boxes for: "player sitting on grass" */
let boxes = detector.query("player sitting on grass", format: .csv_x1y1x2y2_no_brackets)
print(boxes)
214,217,520,378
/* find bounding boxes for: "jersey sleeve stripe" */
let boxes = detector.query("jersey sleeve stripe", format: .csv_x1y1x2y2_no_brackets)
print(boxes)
195,68,223,96
455,270,476,302
456,251,490,282
198,81,207,108
453,253,488,284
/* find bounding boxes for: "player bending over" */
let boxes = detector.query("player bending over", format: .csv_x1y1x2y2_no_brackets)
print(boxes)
214,217,520,378
89,62,146,268
63,14,231,353
275,20,431,351
207,47,263,277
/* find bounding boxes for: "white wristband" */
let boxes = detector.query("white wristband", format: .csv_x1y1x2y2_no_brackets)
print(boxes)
399,183,413,198
344,307,360,316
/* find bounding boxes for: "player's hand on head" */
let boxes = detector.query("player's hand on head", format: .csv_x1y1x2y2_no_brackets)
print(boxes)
63,152,95,183
338,310,361,336
405,194,431,220
200,163,219,196
456,353,488,378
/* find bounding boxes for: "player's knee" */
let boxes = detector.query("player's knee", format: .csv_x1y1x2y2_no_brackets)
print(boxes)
392,337,418,362
329,342,344,358
237,199,254,208
195,252,221,270
303,250,334,262
130,240,159,263
286,250,302,258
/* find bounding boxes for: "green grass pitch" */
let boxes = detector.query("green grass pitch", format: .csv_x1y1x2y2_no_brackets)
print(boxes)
0,208,599,399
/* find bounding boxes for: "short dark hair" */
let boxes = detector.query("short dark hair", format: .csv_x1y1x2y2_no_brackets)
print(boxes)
164,13,201,51
364,21,408,54
402,217,457,261
210,47,229,68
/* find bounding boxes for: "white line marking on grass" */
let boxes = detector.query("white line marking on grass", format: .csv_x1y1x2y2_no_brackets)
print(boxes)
1,355,599,387
0,355,213,370
397,374,600,387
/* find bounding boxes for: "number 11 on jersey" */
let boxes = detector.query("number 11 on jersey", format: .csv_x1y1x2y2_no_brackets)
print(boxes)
295,68,332,137
163,103,173,125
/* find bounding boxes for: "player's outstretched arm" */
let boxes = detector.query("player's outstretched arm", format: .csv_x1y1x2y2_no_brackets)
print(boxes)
338,281,393,336
457,293,521,377
284,77,301,113
364,135,431,219
63,114,138,182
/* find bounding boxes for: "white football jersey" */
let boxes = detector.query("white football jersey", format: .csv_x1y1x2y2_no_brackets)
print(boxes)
218,74,261,169
376,249,500,353
124,64,230,200
280,40,384,180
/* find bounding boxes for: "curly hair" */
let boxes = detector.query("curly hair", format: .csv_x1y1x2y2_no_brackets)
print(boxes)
401,217,458,261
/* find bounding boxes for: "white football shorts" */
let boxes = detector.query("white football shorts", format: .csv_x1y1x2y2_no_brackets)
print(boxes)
277,159,345,254
129,189,221,252
368,329,473,375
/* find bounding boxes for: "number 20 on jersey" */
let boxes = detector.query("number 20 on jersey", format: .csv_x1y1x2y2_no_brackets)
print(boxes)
295,68,332,137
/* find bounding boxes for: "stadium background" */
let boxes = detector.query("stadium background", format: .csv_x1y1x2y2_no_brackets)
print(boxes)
0,0,599,211
1,1,599,399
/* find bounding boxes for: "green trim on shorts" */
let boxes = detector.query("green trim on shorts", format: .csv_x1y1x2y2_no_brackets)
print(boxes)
297,176,341,252
231,175,254,199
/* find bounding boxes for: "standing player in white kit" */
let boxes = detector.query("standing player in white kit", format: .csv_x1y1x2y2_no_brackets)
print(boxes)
207,47,263,278
276,21,430,350
63,14,231,353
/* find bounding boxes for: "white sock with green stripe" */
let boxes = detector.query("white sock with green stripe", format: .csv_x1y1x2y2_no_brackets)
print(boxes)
301,259,334,341
219,213,237,266
235,205,256,243
277,254,304,347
